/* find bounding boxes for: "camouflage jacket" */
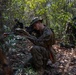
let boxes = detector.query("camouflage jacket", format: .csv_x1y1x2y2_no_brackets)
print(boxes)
27,27,55,48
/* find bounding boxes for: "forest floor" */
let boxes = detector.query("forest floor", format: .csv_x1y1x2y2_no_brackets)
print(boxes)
6,38,76,75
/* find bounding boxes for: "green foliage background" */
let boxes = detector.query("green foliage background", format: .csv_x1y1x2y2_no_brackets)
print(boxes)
2,0,76,39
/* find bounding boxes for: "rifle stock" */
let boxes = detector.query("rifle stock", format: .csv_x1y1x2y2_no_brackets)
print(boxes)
15,28,31,36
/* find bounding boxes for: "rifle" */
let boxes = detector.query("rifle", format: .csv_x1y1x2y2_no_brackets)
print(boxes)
25,26,40,37
25,26,34,34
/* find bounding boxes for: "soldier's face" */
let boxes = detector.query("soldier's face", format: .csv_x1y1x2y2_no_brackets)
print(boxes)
34,21,41,30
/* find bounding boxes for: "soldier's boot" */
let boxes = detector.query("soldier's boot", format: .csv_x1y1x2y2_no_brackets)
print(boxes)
37,67,44,75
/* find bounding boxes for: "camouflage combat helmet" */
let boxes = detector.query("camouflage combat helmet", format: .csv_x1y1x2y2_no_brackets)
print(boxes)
30,17,43,26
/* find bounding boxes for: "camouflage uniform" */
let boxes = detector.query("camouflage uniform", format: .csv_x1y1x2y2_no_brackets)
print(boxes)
27,26,56,69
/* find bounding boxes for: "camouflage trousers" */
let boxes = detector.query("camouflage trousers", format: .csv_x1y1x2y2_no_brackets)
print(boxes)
30,46,56,70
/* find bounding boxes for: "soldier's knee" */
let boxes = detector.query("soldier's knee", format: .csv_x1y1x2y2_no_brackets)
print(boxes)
31,46,40,53
31,46,40,50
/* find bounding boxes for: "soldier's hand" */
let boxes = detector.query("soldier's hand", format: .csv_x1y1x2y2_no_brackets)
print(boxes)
3,33,9,37
0,33,9,41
